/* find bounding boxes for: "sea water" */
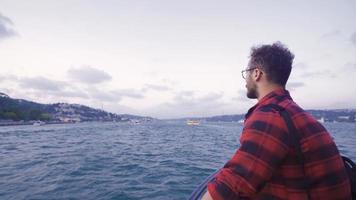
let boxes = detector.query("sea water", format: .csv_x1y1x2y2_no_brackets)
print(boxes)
0,121,355,200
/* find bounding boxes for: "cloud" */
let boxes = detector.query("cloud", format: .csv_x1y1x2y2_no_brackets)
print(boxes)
145,91,228,118
351,31,356,47
87,87,144,102
173,90,195,102
198,92,224,102
0,73,18,82
113,89,144,99
19,76,65,91
344,62,356,71
293,62,308,70
0,13,17,40
321,30,341,39
4,73,142,103
54,90,88,98
232,89,248,102
0,74,88,103
287,81,305,91
142,84,171,92
24,89,89,101
178,90,195,97
287,82,305,88
67,66,112,84
89,89,121,102
170,91,224,108
300,70,336,78
292,62,337,78
101,102,140,115
0,74,4,82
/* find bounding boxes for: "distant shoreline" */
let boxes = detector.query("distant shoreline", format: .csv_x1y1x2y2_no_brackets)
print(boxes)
0,121,75,127
0,120,146,127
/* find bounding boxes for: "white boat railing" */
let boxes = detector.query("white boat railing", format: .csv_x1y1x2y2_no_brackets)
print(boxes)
188,169,221,200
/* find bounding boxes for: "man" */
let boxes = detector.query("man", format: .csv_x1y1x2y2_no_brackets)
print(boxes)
202,42,351,200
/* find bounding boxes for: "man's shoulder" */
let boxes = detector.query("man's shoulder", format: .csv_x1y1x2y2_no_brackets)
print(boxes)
244,103,288,130
245,100,311,130
242,103,291,146
255,100,306,117
244,95,301,120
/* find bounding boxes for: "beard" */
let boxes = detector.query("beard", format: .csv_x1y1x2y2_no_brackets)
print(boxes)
246,82,258,99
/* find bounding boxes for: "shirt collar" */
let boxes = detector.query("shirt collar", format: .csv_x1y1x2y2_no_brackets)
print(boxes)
257,88,291,106
244,88,291,120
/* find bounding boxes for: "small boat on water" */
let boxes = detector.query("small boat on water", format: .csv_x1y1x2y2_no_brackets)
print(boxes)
130,119,141,125
33,121,46,126
317,117,325,123
186,120,200,126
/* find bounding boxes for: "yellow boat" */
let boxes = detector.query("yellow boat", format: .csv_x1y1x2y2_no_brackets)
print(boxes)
186,120,200,126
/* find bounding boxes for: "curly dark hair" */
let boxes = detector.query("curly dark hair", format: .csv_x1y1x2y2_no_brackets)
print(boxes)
249,42,294,86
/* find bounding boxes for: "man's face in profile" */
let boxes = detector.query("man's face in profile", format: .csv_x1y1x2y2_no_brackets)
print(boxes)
245,62,258,99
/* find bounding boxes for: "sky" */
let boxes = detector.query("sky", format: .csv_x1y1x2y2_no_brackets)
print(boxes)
0,0,356,119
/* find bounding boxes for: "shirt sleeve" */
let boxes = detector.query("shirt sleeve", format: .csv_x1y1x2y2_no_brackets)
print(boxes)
207,110,290,200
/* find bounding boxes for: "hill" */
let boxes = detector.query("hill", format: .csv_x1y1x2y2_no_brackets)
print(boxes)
203,109,356,123
0,92,153,123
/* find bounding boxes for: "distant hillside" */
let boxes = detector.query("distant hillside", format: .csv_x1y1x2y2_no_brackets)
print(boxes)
0,92,154,123
307,109,355,123
203,109,356,123
0,92,50,121
205,114,244,122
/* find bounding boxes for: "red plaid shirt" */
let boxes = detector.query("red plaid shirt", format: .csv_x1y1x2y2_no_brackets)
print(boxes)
207,89,351,200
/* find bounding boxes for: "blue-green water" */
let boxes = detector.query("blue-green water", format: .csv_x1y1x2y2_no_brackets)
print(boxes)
0,121,355,200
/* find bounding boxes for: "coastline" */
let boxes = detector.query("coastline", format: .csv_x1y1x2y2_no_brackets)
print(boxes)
0,121,75,127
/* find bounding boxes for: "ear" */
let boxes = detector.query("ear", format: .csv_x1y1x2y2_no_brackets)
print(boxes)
253,68,263,81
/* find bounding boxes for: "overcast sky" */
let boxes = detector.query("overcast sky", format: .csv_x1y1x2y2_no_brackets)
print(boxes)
1,0,356,119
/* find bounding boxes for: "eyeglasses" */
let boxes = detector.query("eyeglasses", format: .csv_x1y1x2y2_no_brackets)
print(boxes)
241,67,257,79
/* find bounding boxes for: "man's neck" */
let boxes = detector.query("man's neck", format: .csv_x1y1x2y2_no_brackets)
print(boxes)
257,85,284,101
